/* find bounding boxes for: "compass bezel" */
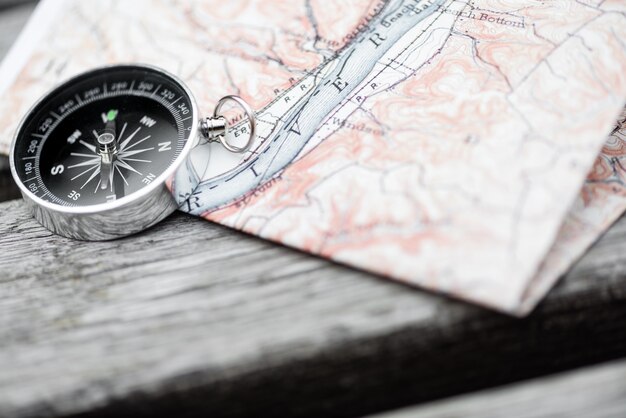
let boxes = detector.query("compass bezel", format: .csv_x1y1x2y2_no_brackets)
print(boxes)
9,63,199,215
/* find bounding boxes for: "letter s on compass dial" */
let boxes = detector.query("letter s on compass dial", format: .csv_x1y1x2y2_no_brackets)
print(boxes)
9,64,201,240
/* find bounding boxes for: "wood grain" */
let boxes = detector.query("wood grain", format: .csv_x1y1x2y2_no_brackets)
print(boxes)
373,358,626,418
1,198,626,417
0,156,20,202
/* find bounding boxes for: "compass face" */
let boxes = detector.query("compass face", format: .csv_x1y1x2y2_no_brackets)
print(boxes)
11,65,196,207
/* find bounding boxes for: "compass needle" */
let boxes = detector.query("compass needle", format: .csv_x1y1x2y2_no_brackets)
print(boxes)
119,126,141,151
109,165,115,192
100,162,112,190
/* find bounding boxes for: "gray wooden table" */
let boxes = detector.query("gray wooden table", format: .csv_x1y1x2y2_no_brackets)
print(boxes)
1,3,625,418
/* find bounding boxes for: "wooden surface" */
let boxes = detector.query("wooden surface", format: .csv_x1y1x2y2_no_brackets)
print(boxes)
374,358,626,418
0,155,20,201
1,197,626,417
1,3,626,418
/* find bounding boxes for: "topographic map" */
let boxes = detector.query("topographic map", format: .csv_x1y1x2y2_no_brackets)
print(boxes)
0,0,625,314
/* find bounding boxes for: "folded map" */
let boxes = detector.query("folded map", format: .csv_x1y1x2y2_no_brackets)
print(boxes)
0,0,625,315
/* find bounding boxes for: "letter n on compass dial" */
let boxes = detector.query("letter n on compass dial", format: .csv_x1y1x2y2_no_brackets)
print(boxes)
11,66,194,207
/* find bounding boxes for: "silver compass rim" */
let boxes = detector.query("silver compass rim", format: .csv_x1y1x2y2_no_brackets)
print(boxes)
9,62,200,216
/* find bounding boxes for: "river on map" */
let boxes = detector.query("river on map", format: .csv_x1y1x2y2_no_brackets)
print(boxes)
185,0,445,214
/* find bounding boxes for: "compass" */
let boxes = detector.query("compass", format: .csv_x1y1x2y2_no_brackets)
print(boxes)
9,64,255,240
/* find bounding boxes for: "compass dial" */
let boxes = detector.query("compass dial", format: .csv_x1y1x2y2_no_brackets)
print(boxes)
11,65,195,207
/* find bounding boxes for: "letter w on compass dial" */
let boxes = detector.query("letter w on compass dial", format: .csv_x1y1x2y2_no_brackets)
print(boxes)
12,66,192,207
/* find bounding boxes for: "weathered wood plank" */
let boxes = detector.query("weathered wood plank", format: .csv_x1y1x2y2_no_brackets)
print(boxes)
1,198,626,417
0,156,20,202
373,358,626,418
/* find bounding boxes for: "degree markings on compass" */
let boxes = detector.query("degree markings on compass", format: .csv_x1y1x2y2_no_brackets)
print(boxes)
24,177,37,182
79,139,97,153
19,79,190,207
